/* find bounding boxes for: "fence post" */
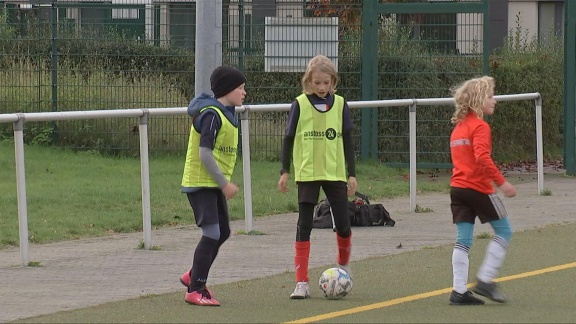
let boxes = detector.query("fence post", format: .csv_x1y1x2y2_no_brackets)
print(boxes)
564,2,576,176
238,0,245,70
360,0,378,160
51,1,58,144
482,0,490,75
195,0,222,96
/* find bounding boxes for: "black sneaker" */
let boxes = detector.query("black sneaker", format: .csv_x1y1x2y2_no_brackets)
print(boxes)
473,280,508,303
449,290,485,305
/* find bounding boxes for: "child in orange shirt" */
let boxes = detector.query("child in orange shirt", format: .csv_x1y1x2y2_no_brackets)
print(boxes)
448,76,517,305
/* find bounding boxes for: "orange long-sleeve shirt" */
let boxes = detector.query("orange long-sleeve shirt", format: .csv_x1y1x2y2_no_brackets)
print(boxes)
450,113,506,194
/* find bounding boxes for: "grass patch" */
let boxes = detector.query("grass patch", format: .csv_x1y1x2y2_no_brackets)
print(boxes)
540,189,552,196
27,261,41,267
476,232,492,239
235,230,266,235
414,205,434,213
136,241,162,250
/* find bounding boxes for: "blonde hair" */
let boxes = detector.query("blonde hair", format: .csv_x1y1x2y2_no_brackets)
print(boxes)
301,55,339,95
450,76,495,125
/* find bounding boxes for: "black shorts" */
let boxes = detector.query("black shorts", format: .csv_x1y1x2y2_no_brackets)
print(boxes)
186,189,229,227
297,180,347,204
450,187,508,224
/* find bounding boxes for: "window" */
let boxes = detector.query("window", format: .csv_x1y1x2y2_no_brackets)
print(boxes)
538,1,564,43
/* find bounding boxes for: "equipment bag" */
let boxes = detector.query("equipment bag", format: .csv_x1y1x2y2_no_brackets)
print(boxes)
352,203,395,227
312,199,334,229
312,192,395,229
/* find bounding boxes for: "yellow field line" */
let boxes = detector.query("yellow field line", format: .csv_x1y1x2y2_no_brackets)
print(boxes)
285,261,576,324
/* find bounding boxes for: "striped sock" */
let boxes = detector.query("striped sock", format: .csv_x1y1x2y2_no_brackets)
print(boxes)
477,235,509,283
452,242,470,294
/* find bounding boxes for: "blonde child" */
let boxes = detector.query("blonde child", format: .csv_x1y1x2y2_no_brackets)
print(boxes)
278,55,357,299
448,76,516,305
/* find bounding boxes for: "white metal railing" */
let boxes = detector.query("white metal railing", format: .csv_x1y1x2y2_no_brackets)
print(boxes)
0,93,543,266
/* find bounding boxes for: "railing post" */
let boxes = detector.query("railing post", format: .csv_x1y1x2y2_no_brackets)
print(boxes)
13,115,30,266
535,95,544,194
139,110,152,249
239,107,253,233
409,102,417,212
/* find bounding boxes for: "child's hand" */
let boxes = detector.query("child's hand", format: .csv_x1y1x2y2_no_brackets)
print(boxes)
347,176,357,196
499,181,516,198
278,173,289,193
222,182,239,200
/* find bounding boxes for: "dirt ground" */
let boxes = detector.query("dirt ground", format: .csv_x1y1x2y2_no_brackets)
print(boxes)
0,172,574,323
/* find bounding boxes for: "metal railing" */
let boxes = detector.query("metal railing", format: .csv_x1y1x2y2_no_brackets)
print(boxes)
0,93,543,266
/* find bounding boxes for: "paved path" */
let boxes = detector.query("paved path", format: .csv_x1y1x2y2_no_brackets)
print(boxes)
0,176,574,322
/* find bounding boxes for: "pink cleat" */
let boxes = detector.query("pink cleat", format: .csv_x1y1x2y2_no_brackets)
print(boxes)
180,271,191,287
185,288,221,306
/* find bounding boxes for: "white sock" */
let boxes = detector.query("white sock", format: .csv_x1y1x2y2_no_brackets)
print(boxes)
452,243,470,294
477,236,509,283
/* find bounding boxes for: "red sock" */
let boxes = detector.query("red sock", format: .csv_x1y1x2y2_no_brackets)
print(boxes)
294,241,310,282
337,233,352,266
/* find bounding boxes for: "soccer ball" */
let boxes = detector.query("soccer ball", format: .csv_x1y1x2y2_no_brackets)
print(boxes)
318,267,353,299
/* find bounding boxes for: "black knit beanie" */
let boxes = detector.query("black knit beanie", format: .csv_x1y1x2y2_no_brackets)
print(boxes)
210,66,247,98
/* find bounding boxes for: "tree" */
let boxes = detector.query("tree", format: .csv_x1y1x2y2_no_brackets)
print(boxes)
307,0,427,29
306,0,362,29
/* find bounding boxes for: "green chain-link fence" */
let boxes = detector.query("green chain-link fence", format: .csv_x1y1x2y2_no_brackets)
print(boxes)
0,0,490,164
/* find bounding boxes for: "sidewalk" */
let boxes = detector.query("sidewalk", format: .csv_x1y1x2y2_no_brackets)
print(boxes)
0,176,574,323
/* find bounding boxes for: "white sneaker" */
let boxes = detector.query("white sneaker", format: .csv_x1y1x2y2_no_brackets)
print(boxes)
289,281,310,299
339,264,352,279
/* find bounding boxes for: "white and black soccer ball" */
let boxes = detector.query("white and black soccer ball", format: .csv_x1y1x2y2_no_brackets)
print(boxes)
318,267,353,300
